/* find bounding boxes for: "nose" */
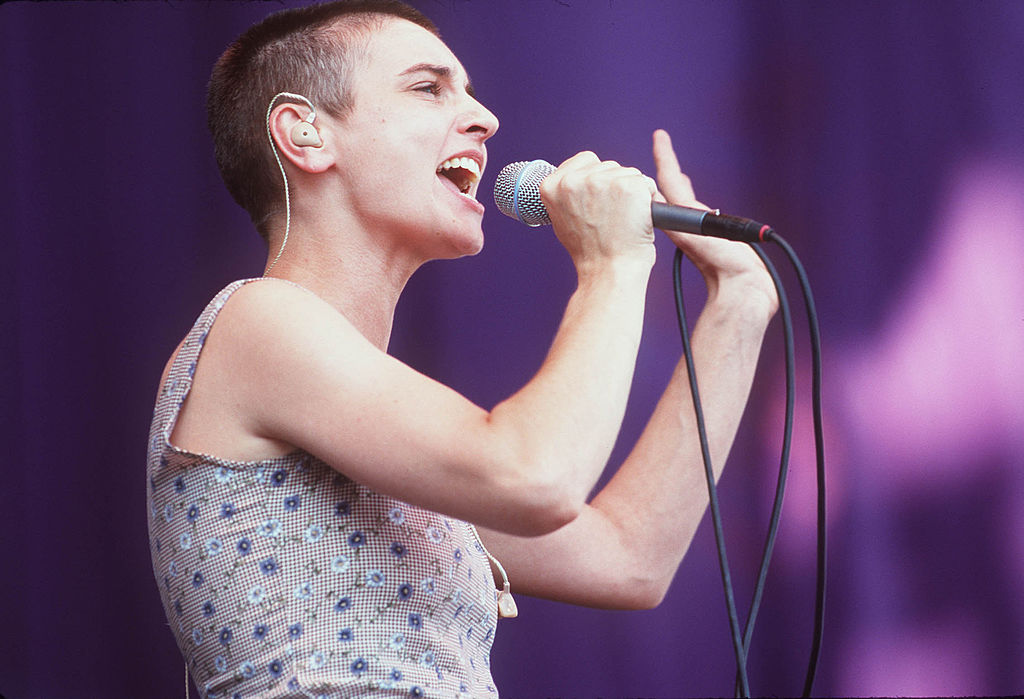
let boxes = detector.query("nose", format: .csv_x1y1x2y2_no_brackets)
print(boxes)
462,96,500,141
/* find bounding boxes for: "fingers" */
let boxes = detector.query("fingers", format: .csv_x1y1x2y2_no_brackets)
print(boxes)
552,134,697,209
652,129,681,176
555,149,601,171
550,152,640,183
649,131,773,285
539,150,658,264
541,152,656,207
542,152,615,202
652,129,705,210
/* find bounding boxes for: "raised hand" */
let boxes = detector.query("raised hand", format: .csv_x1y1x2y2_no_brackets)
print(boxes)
652,129,777,310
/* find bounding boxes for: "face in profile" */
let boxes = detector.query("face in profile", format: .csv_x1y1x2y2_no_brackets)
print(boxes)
324,18,500,260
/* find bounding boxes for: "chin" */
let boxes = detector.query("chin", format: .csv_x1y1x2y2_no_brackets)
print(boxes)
458,233,485,257
436,222,485,259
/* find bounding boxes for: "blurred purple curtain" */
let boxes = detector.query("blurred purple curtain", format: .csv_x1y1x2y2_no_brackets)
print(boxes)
2,1,1023,697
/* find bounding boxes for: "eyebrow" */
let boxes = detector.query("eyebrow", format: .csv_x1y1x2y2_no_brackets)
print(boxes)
398,62,476,98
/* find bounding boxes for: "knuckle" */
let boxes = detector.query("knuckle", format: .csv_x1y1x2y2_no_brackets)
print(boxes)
539,174,561,200
609,175,633,194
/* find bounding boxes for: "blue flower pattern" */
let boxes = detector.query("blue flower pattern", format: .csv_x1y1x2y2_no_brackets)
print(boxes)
147,279,500,698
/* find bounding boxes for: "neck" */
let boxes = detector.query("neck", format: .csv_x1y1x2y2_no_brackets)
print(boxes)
262,213,423,351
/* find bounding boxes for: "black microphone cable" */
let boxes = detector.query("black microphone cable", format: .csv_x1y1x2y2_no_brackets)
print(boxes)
764,231,827,697
672,246,750,697
734,243,794,698
674,246,791,699
672,230,825,697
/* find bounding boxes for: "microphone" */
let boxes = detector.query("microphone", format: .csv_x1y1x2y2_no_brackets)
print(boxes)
494,159,774,243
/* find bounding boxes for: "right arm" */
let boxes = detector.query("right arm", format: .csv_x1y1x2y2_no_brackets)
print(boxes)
181,152,657,537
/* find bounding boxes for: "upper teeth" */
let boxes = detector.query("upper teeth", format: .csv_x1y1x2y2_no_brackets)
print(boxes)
438,157,481,179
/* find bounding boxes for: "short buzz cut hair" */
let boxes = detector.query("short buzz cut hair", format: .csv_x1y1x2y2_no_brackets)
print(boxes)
206,0,439,239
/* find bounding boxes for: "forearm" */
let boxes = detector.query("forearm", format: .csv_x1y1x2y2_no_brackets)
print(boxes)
487,255,652,506
480,133,781,599
590,282,774,597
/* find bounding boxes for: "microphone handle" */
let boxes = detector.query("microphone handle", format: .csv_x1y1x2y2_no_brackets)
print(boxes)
651,202,773,243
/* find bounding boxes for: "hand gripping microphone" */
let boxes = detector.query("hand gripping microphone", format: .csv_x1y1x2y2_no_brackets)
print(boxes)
494,159,774,243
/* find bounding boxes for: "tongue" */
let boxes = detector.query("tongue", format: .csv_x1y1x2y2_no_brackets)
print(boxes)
437,171,465,196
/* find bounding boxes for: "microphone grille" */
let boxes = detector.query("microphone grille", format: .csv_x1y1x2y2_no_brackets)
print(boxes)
493,159,555,226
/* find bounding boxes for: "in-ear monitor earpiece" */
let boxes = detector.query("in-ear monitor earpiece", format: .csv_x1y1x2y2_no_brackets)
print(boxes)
265,92,320,275
290,116,322,147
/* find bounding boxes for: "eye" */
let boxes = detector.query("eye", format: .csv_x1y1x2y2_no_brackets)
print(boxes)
414,81,442,97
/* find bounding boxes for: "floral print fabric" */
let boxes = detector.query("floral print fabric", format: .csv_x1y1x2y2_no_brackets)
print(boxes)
147,279,500,698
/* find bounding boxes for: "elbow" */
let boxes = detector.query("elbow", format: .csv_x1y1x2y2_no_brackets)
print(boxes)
565,571,671,610
602,546,678,610
630,577,671,610
492,457,584,537
478,415,588,536
603,573,672,611
536,495,582,536
513,476,583,537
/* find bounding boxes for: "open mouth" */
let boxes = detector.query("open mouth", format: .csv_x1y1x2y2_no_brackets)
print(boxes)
436,156,482,195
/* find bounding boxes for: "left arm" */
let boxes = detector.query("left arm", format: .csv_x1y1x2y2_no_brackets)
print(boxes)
478,130,778,609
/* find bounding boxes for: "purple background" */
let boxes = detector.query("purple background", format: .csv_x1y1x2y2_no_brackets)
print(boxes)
3,1,1024,697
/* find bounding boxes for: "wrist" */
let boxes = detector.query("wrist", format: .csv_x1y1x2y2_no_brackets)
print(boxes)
704,269,779,326
574,249,656,286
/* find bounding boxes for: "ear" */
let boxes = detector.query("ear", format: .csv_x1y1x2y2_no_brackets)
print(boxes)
268,102,334,174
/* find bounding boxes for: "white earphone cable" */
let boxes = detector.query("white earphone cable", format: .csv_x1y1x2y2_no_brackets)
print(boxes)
264,92,316,275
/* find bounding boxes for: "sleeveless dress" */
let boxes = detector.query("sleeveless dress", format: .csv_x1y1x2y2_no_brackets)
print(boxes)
147,279,501,699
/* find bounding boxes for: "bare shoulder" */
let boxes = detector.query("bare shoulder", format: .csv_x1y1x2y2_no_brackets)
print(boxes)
169,279,374,460
212,279,385,369
219,278,352,340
